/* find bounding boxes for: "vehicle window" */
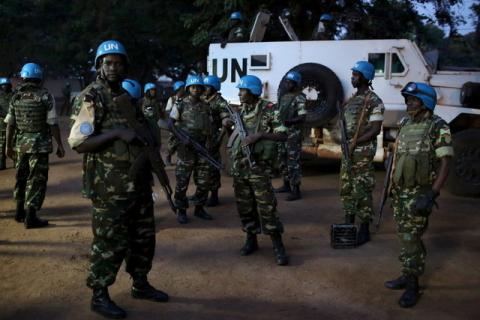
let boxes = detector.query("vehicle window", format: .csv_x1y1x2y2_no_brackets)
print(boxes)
368,53,385,74
392,53,405,73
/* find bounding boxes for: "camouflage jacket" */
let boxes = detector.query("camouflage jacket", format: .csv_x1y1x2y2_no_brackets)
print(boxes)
170,95,212,141
141,96,163,121
0,91,12,130
5,82,56,153
205,93,230,140
276,92,307,132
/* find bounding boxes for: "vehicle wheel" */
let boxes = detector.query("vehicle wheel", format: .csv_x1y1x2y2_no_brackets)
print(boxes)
446,129,480,197
277,63,343,127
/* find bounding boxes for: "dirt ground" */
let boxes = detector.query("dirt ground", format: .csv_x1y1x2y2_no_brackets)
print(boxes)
0,118,479,320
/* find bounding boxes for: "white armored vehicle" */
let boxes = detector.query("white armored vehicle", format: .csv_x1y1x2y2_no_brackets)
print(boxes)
208,39,480,196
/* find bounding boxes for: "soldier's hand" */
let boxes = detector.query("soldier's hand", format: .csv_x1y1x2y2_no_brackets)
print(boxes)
6,147,14,160
56,145,65,158
414,189,439,216
242,133,262,146
116,128,137,143
222,118,234,128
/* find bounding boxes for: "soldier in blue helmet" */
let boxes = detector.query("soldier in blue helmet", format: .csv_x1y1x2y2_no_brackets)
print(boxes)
312,13,335,40
68,40,169,319
384,82,452,308
164,80,186,165
141,82,163,144
221,11,248,48
0,77,13,170
338,60,385,245
5,63,65,227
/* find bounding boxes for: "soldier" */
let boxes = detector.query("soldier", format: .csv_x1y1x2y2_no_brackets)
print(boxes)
228,75,289,266
312,13,335,40
384,82,452,308
0,77,13,170
4,63,65,228
142,82,162,143
165,80,186,165
68,40,168,319
339,61,384,245
221,11,248,48
203,75,230,207
169,75,213,224
274,71,307,201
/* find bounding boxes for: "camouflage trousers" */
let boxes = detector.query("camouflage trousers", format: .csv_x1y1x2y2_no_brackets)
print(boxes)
167,133,178,157
278,129,302,186
233,168,284,235
339,147,375,223
174,144,211,209
87,193,155,289
14,152,49,210
392,186,430,276
208,146,221,191
0,129,5,167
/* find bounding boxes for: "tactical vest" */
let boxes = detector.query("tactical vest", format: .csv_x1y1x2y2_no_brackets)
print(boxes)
11,85,49,133
392,118,436,188
177,97,210,138
344,92,372,139
277,93,297,123
142,97,160,120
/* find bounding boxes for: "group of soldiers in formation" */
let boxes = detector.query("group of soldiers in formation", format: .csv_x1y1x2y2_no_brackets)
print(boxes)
0,38,453,319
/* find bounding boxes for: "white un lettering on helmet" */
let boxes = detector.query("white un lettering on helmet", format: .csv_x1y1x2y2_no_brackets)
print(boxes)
104,43,119,51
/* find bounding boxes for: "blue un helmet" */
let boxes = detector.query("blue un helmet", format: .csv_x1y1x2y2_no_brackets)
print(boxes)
230,11,243,21
20,63,43,80
203,75,221,91
185,75,204,88
351,61,375,81
401,82,437,111
0,77,11,85
144,82,156,94
95,40,128,67
285,71,301,85
320,13,333,22
173,81,185,92
122,79,142,100
236,75,262,96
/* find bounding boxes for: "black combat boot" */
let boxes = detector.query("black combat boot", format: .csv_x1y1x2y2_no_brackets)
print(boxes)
356,222,370,246
24,207,48,229
345,215,355,224
206,189,219,207
177,209,188,224
194,205,213,220
14,201,26,222
91,287,126,319
270,233,289,266
384,274,408,290
131,275,169,302
399,275,420,308
240,233,258,256
286,185,302,201
274,179,291,193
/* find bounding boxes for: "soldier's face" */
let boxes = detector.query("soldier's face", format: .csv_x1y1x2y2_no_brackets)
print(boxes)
188,85,203,98
285,79,296,92
238,88,254,104
176,87,186,97
406,96,424,118
351,71,363,88
100,55,126,83
147,89,157,97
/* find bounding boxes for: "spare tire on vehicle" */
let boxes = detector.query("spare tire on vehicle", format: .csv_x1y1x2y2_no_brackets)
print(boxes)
277,63,343,127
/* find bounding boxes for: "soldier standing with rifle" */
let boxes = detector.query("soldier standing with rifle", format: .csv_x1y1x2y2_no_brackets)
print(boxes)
339,61,384,246
227,75,289,266
164,80,186,165
384,82,452,308
168,75,215,224
68,40,170,319
274,71,307,201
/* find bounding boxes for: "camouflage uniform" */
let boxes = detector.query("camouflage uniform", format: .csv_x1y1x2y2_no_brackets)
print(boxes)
229,99,287,235
0,90,12,169
276,92,307,187
169,95,211,209
68,77,156,289
205,93,230,191
141,96,163,144
4,82,57,210
391,114,453,276
227,25,247,42
340,90,385,223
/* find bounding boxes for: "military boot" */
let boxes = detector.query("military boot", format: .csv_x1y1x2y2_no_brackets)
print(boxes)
24,207,48,229
270,233,289,266
274,179,291,193
14,201,26,222
131,276,169,302
384,274,408,290
177,209,188,224
240,233,258,256
286,185,302,201
399,275,420,308
206,190,219,207
356,222,370,246
194,205,213,220
91,287,126,319
345,215,355,224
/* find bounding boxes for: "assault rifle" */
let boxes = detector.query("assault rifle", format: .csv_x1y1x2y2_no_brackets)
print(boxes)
167,119,223,170
114,93,176,214
336,102,351,175
225,104,256,168
375,152,394,230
